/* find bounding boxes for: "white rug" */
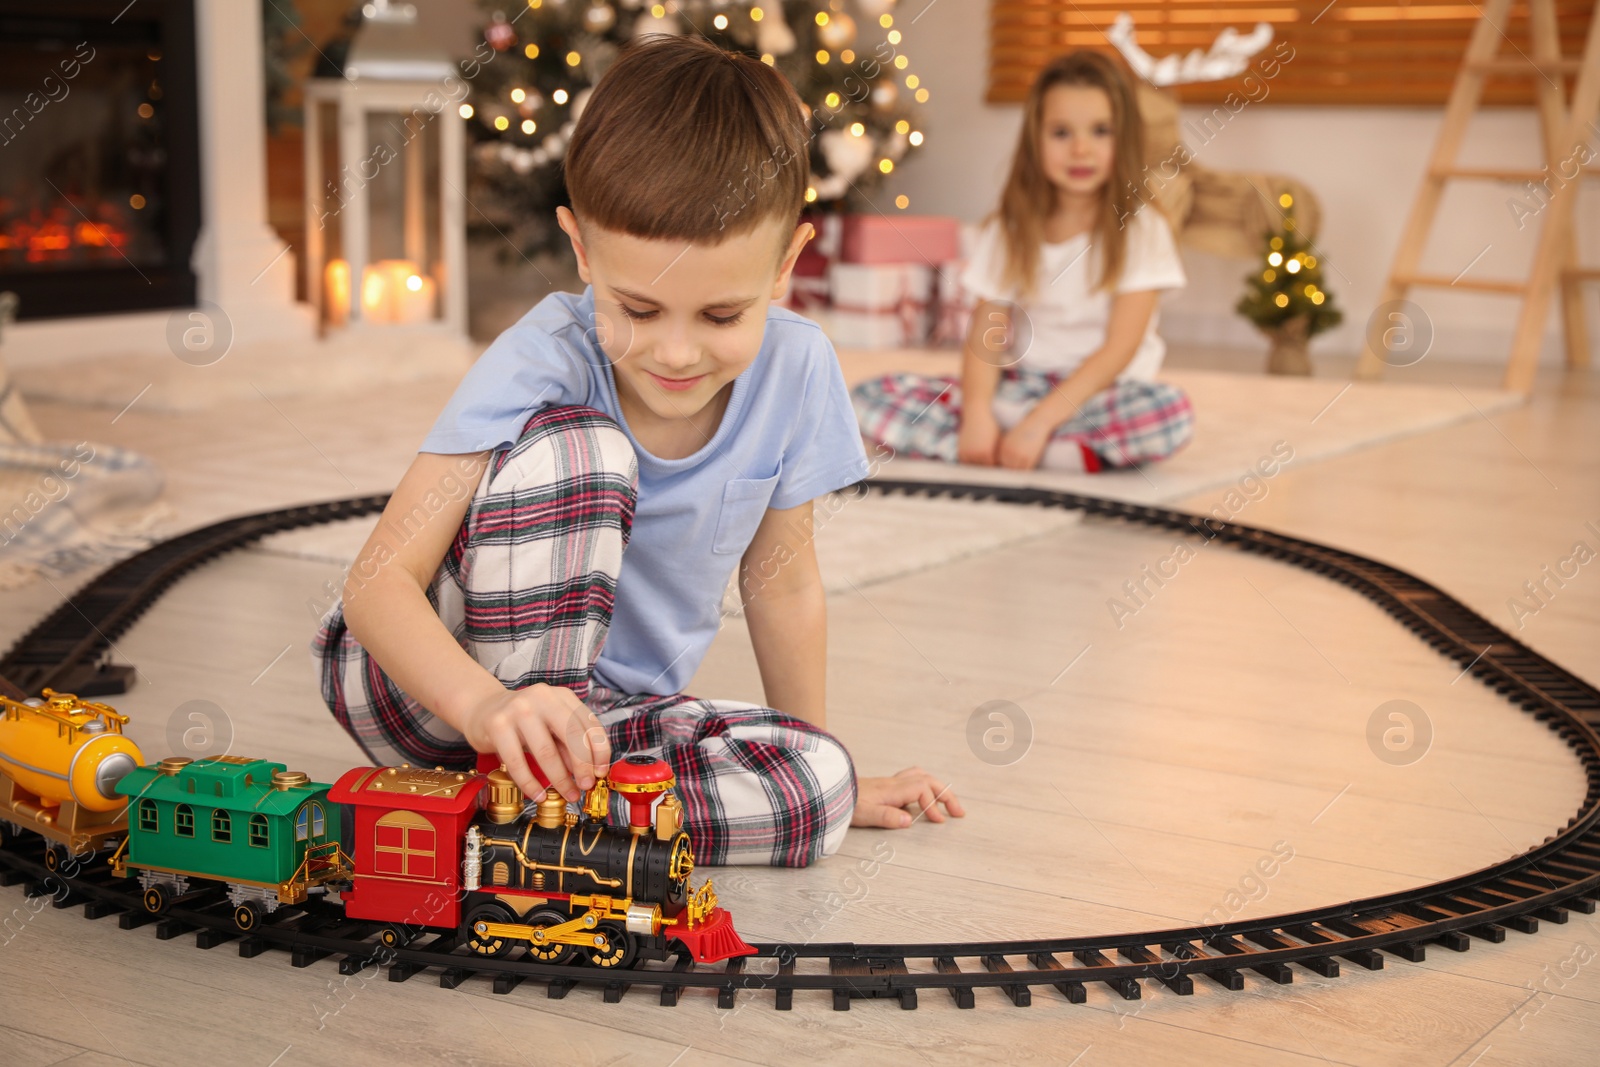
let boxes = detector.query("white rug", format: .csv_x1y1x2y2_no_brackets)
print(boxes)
248,493,1080,618
14,329,478,414
858,368,1526,507
247,367,1522,609
0,441,174,590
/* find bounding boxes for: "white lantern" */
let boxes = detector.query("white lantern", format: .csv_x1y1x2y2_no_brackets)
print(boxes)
303,0,467,334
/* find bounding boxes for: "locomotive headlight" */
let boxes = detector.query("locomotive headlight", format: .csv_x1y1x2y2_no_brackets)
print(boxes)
626,902,661,935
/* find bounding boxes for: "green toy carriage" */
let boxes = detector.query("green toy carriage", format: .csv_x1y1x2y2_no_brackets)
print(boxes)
111,755,352,930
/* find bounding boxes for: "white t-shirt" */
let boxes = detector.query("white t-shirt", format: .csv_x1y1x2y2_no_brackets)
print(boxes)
957,207,1186,381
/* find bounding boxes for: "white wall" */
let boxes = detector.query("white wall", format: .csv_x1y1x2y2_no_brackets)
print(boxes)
890,0,1599,364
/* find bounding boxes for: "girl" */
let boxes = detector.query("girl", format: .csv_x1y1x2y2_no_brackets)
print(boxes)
852,51,1194,473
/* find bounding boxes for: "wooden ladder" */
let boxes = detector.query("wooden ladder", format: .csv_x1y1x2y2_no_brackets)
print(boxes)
1355,0,1600,392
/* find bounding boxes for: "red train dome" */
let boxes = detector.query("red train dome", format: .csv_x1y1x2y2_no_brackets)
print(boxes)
606,755,676,830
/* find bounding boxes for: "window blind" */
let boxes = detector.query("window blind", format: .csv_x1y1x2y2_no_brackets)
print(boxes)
989,1,1594,105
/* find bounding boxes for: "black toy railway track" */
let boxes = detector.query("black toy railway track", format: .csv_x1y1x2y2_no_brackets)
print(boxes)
3,478,1599,1012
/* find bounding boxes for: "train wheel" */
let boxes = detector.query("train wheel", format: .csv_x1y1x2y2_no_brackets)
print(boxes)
233,901,262,932
142,883,169,914
584,921,636,969
521,908,575,965
378,925,414,950
43,845,66,872
462,902,518,958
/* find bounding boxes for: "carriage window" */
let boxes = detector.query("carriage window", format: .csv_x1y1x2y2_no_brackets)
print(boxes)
212,809,232,844
249,813,269,848
312,803,325,837
295,806,309,842
175,804,194,837
138,799,158,832
373,811,437,879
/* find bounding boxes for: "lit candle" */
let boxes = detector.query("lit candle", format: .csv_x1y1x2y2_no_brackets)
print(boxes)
359,259,435,324
324,258,351,326
397,269,436,325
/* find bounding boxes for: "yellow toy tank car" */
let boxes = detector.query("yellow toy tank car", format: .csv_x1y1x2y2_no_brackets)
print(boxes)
0,689,144,868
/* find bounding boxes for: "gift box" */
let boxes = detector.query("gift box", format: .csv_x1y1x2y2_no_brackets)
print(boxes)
839,214,961,266
784,272,831,312
931,263,974,348
828,310,917,349
826,262,934,348
779,212,842,312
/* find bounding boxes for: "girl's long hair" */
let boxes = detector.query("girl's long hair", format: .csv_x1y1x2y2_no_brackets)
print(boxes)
991,51,1146,302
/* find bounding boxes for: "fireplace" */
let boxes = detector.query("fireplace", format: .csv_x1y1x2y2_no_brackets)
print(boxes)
0,0,200,320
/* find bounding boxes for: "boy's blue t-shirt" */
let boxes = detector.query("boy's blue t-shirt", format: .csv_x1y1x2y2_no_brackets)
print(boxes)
418,285,871,696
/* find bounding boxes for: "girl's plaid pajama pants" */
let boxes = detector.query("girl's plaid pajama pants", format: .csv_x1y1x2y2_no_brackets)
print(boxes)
850,366,1194,470
309,405,857,867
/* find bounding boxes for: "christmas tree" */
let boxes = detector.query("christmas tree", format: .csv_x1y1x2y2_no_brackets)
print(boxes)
467,0,926,260
1235,196,1342,374
1235,195,1341,336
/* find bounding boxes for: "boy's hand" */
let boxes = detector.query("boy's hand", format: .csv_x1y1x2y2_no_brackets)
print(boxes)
957,410,1001,466
457,683,612,803
852,767,966,829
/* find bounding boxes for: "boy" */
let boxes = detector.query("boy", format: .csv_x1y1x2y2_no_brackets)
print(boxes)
310,35,963,866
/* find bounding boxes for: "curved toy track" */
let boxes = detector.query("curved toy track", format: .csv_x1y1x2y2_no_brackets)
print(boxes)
1,479,1597,1011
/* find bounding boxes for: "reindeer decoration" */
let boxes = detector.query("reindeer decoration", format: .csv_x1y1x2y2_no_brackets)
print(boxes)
1105,13,1323,261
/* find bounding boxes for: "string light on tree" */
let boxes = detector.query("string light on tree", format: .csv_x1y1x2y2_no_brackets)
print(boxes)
466,0,925,260
1236,196,1342,375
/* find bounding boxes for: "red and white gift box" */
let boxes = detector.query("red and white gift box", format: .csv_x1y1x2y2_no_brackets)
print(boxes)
826,261,934,349
779,214,968,349
932,264,975,348
778,212,842,312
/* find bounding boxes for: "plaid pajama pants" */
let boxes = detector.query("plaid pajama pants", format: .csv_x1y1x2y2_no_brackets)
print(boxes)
850,366,1194,470
309,405,857,867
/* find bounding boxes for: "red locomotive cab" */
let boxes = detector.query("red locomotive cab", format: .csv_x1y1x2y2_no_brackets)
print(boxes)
328,765,488,938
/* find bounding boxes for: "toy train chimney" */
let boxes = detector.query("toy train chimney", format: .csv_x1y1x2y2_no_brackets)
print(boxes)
605,754,677,835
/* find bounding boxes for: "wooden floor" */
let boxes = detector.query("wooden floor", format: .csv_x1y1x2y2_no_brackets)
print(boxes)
2,348,1597,1067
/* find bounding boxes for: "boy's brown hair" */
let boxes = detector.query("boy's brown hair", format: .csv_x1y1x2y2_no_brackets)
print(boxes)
564,34,809,256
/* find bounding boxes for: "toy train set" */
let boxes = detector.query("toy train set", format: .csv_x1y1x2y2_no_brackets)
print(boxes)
2,484,1599,1011
0,688,754,969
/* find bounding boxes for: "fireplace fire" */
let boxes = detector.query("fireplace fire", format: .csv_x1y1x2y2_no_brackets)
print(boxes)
0,203,134,265
0,0,200,320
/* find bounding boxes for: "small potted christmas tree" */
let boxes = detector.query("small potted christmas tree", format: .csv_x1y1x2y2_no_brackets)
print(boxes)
1235,196,1342,375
